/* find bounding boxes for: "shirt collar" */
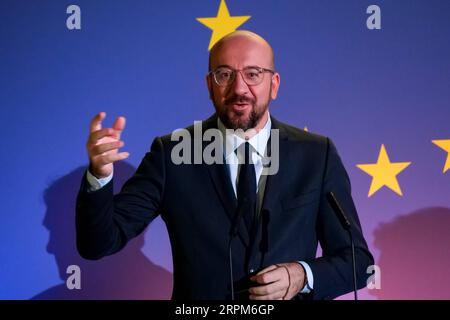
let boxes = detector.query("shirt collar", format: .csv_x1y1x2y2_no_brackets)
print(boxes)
217,114,272,160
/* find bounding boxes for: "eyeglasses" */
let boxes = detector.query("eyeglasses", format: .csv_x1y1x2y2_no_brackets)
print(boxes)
208,66,275,87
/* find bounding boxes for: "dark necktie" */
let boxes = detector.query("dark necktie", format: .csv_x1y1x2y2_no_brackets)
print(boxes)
236,142,257,232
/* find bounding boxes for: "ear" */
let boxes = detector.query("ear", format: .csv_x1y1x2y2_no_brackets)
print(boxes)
270,72,280,100
206,74,213,100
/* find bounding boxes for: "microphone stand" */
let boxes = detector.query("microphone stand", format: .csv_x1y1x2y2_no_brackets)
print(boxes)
229,208,243,300
228,234,236,300
327,192,358,300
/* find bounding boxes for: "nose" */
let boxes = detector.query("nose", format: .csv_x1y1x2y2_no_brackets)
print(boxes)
230,70,249,96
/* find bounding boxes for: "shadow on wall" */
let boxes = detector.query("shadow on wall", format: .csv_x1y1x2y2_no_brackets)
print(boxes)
370,207,450,300
32,162,173,299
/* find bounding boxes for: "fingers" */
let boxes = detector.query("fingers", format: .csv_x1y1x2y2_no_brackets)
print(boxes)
93,152,130,166
90,112,106,133
89,114,126,143
89,128,120,145
112,116,126,140
87,113,129,178
250,265,281,285
249,284,287,300
249,280,286,297
249,264,290,300
90,140,124,156
251,265,277,279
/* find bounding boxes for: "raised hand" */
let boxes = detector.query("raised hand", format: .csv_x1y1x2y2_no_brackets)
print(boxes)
86,112,129,179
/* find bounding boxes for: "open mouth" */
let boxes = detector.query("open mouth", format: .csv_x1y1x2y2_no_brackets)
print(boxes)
230,103,250,112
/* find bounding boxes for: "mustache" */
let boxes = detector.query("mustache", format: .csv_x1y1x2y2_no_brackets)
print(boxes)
224,95,255,105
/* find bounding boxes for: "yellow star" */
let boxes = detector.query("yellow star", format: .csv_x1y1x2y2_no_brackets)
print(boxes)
356,144,411,197
432,139,450,173
196,0,251,50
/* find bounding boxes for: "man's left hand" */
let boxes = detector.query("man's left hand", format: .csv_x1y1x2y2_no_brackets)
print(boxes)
248,262,306,300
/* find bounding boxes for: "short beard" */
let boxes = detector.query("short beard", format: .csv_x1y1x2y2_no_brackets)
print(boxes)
213,88,272,131
218,106,261,131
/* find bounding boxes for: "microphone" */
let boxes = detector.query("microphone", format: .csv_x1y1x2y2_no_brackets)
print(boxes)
327,192,358,300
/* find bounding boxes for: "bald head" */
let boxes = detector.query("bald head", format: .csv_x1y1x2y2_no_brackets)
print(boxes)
208,30,275,71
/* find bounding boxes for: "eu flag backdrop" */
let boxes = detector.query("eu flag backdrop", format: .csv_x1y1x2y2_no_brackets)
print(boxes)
1,0,449,299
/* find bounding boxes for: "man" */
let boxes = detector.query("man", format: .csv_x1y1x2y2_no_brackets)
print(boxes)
76,30,374,300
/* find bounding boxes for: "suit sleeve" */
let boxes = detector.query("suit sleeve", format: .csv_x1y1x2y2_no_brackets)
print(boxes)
306,138,374,300
75,137,166,260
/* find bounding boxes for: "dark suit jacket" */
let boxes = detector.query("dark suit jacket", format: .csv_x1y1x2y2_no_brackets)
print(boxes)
76,114,374,300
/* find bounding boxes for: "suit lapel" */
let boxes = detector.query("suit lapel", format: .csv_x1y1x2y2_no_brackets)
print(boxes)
260,116,289,214
248,117,290,262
